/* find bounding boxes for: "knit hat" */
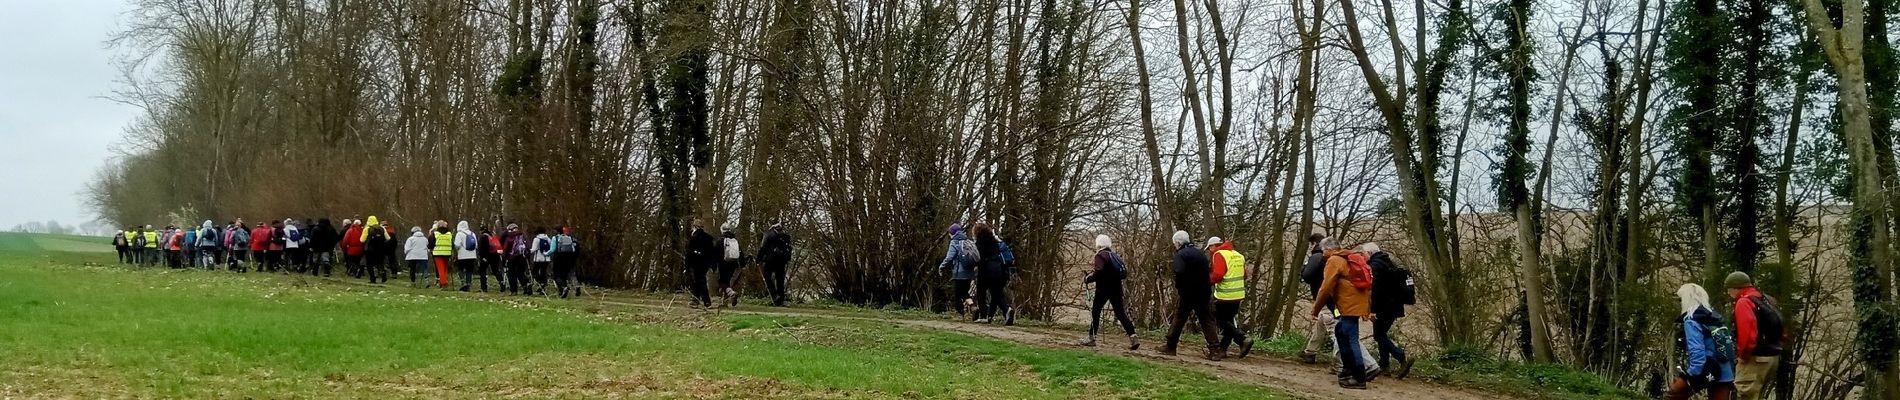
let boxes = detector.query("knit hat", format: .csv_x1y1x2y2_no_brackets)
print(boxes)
1724,271,1753,289
948,223,963,235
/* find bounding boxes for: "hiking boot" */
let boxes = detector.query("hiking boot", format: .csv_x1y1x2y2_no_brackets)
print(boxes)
459,286,470,292
1396,358,1415,379
1004,308,1016,326
1235,339,1254,359
1076,335,1097,347
1206,348,1224,361
1299,351,1318,364
1339,378,1367,389
975,318,991,324
1128,335,1140,351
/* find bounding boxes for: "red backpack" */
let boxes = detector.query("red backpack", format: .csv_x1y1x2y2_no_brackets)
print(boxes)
1344,253,1374,291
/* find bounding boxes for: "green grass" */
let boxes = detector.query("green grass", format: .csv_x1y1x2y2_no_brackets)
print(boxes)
0,231,115,253
0,238,1282,399
1252,332,1642,400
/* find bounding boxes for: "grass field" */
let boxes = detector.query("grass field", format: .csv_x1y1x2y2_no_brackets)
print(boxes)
0,233,1281,399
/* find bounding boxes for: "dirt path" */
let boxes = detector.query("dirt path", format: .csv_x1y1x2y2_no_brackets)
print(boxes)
581,295,1514,400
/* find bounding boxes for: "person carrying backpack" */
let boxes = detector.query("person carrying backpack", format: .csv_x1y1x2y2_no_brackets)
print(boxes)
972,224,1013,325
341,219,364,277
686,219,719,307
715,225,743,307
1724,272,1784,400
114,228,131,264
1669,283,1737,400
403,226,431,286
1312,238,1373,389
527,227,554,295
361,216,393,283
284,219,307,273
310,219,339,276
937,223,977,316
503,224,530,294
182,225,199,268
1363,243,1416,379
454,221,480,292
756,220,793,307
478,225,504,292
196,220,219,268
552,226,581,298
1079,234,1138,350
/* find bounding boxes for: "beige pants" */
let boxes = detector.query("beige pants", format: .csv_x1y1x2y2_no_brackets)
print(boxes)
1734,356,1779,400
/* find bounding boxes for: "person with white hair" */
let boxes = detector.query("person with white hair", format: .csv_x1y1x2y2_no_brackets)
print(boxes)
1313,236,1374,389
1362,242,1415,379
1161,231,1223,361
1077,234,1138,350
1666,283,1736,400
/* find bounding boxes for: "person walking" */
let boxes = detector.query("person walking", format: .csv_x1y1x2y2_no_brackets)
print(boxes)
1161,230,1221,361
165,225,186,269
1207,237,1253,359
361,216,393,283
311,219,339,276
504,224,530,294
529,227,554,295
404,226,430,286
114,228,131,264
141,225,159,266
1666,283,1737,400
972,223,1013,325
226,221,251,272
1364,243,1416,379
686,219,718,307
341,219,364,277
182,224,199,268
552,226,581,298
1724,272,1784,400
429,221,454,288
454,221,479,292
757,221,793,306
1313,238,1374,389
196,220,220,269
1077,234,1138,350
717,225,742,307
284,219,307,273
478,225,504,292
937,223,977,317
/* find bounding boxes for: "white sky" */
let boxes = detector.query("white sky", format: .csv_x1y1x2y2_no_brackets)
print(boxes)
0,0,137,229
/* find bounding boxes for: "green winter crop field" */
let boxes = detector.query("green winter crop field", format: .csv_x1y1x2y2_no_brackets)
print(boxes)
0,232,1280,399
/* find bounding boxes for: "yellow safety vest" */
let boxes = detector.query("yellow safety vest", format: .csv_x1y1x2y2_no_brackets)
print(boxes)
432,231,455,256
1213,249,1247,301
143,231,159,249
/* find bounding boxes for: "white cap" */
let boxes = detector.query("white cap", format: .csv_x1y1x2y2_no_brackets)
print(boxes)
1206,236,1223,247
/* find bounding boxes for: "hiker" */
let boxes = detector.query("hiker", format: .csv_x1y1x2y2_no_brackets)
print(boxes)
248,222,270,271
454,221,479,292
226,221,251,272
553,226,581,298
269,220,289,272
196,220,219,268
718,225,742,307
285,219,306,273
1313,238,1374,389
530,227,554,295
341,219,365,277
404,226,430,286
1725,272,1783,400
362,216,393,283
311,218,338,276
1364,243,1416,379
166,225,186,268
114,228,130,264
1162,230,1221,360
504,223,529,294
182,224,199,268
1078,234,1138,350
757,220,793,306
972,223,1014,325
158,225,175,268
141,225,159,266
479,225,504,292
937,223,977,316
1208,237,1253,359
687,219,718,307
1667,283,1736,400
430,221,454,288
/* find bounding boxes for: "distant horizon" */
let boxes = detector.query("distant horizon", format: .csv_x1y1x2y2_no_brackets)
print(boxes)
0,0,139,229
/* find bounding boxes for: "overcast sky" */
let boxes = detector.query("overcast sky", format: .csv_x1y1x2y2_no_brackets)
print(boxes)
0,0,137,229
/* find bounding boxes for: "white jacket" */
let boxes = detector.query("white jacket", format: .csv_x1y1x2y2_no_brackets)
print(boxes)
404,230,430,260
531,234,553,263
454,221,478,260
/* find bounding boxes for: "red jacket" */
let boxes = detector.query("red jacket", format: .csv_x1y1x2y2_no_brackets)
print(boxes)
1733,287,1778,359
341,224,364,256
249,226,271,251
1208,242,1236,284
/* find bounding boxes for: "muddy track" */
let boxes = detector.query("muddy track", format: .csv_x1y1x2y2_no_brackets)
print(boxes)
579,294,1514,400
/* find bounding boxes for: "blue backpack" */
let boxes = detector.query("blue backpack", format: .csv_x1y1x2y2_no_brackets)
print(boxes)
1105,250,1127,279
998,240,1016,265
462,234,478,251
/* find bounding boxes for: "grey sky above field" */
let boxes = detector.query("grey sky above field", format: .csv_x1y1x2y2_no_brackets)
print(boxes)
0,0,135,230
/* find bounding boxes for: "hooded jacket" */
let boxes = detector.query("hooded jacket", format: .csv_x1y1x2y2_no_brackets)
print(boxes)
1313,249,1371,318
197,221,219,249
1172,243,1213,300
1732,287,1785,358
1681,306,1737,384
249,225,271,251
453,221,478,260
938,231,976,280
341,223,364,256
311,220,339,252
688,228,719,269
283,222,302,249
531,233,554,263
976,235,1009,280
1367,251,1407,318
403,228,430,261
1301,249,1326,298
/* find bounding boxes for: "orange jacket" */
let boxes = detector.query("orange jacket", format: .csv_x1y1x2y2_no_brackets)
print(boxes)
1312,249,1371,318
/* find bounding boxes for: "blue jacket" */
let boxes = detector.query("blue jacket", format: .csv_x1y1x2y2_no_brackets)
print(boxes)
1682,307,1735,383
939,232,975,280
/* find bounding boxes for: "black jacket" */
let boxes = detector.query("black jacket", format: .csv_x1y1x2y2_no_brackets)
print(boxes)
1367,251,1406,318
1172,244,1212,300
312,222,339,251
688,229,719,269
976,236,1009,280
1300,249,1326,298
758,228,793,265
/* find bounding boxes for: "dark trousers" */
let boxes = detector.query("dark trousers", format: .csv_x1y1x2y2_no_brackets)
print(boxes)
507,258,530,293
406,260,427,284
531,261,550,293
976,277,1009,320
1090,287,1136,336
717,261,739,291
762,262,788,305
553,253,577,293
229,250,249,272
365,252,388,282
689,264,712,305
1665,378,1734,400
1335,316,1369,382
952,279,972,315
1165,297,1220,350
311,250,333,276
457,258,480,290
116,247,129,263
481,255,504,291
1373,316,1407,369
1215,300,1248,350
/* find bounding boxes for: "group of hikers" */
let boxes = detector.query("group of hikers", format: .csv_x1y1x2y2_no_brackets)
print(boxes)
1666,272,1786,400
108,217,590,298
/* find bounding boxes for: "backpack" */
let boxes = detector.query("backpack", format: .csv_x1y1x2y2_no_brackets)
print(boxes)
1342,254,1374,291
998,240,1016,265
463,234,479,251
1374,261,1418,305
536,237,553,255
556,235,577,253
955,239,979,264
511,236,529,255
723,238,741,261
1103,250,1128,280
287,228,304,242
134,233,147,248
114,233,127,246
367,226,388,243
1708,325,1738,364
487,235,504,255
1748,295,1787,350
